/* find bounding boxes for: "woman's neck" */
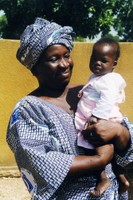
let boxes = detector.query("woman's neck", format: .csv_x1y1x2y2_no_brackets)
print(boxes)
30,85,69,98
29,84,82,113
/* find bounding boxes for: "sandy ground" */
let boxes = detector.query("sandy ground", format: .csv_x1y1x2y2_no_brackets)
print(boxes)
0,177,31,200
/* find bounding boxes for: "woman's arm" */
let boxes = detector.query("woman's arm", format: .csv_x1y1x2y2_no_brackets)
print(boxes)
68,144,114,177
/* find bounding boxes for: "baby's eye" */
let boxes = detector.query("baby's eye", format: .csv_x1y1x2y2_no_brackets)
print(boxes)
102,59,107,63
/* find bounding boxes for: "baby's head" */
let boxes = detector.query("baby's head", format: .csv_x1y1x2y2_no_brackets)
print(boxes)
89,37,120,76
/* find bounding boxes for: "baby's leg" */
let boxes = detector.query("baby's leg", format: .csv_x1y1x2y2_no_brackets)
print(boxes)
116,174,130,194
112,159,130,194
90,169,111,196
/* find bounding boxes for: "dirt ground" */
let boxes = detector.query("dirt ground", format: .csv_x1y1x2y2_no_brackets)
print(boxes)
0,177,133,200
0,177,31,200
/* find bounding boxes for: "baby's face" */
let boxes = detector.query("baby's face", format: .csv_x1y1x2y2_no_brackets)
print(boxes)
89,44,117,76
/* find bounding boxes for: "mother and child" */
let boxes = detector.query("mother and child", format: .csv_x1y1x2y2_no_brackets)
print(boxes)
6,17,133,200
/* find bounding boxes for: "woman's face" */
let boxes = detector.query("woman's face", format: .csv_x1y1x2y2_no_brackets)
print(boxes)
36,44,74,89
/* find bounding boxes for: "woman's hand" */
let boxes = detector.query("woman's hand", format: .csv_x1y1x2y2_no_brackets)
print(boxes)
82,119,130,152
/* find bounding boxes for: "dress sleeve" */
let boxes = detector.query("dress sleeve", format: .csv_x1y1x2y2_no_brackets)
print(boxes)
114,117,133,168
6,100,75,199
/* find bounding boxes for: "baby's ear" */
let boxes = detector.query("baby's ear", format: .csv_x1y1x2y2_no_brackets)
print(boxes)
113,60,117,66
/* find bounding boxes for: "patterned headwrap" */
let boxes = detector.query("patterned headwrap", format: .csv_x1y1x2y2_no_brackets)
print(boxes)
16,18,75,70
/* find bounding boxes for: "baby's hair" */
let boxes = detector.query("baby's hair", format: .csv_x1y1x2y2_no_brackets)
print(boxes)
94,37,120,59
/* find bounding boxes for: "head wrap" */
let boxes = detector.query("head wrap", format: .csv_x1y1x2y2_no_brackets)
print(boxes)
16,18,75,70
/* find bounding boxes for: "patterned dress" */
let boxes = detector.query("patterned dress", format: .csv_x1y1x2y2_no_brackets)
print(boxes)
6,96,133,200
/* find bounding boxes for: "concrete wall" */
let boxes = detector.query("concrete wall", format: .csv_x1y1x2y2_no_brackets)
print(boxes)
0,40,133,166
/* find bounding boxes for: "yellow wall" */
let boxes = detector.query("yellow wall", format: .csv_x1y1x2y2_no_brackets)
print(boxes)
0,40,133,166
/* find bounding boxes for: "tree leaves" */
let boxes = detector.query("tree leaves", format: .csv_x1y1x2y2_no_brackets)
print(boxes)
0,0,132,41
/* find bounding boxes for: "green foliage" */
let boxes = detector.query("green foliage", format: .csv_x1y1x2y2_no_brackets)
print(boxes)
114,0,133,41
75,36,86,42
0,0,132,41
0,14,7,38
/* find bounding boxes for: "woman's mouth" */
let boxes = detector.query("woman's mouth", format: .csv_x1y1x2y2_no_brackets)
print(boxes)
60,69,70,78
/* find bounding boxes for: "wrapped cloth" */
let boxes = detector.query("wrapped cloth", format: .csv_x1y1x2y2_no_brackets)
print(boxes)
16,18,75,70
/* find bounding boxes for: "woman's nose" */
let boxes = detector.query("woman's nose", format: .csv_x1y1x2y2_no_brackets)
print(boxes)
60,58,69,68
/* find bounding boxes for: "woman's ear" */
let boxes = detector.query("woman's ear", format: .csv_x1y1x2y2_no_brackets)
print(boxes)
31,64,39,76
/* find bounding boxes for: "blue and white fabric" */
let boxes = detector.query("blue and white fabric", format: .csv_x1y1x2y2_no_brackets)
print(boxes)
6,96,133,199
16,18,75,70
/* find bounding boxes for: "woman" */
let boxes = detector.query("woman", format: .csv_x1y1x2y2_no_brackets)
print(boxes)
6,18,133,200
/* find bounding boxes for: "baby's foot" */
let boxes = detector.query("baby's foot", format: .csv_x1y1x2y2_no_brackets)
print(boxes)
90,177,111,196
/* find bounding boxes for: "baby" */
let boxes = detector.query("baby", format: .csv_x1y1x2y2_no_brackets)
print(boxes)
75,37,129,196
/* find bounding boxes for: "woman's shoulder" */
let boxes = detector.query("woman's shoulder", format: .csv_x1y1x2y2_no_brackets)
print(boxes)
9,95,53,126
16,95,39,104
12,95,45,113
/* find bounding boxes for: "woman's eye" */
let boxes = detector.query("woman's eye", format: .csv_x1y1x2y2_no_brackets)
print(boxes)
65,53,70,58
50,57,58,62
